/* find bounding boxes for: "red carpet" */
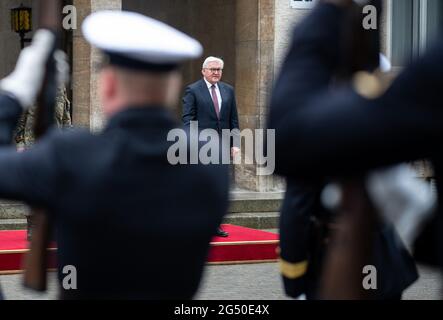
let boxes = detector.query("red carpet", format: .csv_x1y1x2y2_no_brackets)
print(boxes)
0,225,279,274
208,224,279,264
0,231,57,274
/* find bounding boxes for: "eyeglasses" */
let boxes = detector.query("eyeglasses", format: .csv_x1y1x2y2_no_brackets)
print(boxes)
205,68,223,73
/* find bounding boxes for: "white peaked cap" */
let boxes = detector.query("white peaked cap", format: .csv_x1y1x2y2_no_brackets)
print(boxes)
82,10,203,69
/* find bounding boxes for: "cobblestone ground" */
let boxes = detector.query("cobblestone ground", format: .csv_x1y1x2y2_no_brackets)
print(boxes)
0,263,441,300
195,263,291,300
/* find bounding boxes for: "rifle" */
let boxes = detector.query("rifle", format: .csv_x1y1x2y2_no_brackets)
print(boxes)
319,179,377,299
318,0,382,299
23,0,62,292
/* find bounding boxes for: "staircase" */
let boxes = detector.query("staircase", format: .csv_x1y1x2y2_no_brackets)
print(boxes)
0,190,283,231
224,190,282,229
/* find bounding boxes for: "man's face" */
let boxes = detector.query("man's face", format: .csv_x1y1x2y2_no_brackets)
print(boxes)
202,61,223,84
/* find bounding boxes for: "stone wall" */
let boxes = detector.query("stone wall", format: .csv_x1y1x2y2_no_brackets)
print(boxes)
187,0,236,89
124,0,280,191
234,0,283,191
123,0,190,95
274,0,390,75
270,1,309,192
123,0,236,117
274,0,309,76
72,0,122,131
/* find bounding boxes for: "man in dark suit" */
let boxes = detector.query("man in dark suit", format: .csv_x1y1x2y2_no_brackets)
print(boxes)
182,56,240,237
0,11,229,299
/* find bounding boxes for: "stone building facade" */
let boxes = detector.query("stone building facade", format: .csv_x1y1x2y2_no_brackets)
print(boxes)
0,0,441,191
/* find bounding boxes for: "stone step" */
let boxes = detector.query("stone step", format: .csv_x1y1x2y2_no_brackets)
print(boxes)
228,191,283,213
0,219,27,230
0,193,285,217
0,215,280,231
0,214,280,231
0,201,28,219
0,191,284,230
0,214,280,232
229,190,284,201
0,215,279,233
228,199,282,213
223,212,279,230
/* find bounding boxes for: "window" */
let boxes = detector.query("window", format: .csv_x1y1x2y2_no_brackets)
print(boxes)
389,0,443,66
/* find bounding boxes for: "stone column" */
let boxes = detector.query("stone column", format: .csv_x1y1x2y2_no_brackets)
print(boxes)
235,0,283,192
72,0,122,131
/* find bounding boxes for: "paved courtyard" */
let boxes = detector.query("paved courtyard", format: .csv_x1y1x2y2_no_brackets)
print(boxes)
0,263,441,300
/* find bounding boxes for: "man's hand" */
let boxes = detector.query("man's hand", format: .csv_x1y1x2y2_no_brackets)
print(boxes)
0,30,69,109
231,147,240,158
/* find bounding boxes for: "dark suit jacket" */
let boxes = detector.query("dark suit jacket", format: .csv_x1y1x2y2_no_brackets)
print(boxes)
182,79,239,136
0,95,229,299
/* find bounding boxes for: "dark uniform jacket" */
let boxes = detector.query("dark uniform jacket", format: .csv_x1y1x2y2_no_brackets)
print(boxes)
269,3,420,299
0,94,229,299
278,181,327,299
269,3,443,179
182,79,239,135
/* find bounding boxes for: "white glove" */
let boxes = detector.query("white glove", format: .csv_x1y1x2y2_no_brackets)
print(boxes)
366,164,436,248
0,30,69,109
321,183,342,211
54,50,70,89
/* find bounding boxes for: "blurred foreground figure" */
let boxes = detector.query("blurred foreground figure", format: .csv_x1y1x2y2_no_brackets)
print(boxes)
0,11,228,299
269,0,430,299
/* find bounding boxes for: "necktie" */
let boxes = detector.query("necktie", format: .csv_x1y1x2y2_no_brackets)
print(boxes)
211,85,220,119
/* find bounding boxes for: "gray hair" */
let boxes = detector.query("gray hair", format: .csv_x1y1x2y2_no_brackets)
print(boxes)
202,56,224,69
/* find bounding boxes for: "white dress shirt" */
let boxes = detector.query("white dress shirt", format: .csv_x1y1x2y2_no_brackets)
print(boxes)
204,78,223,111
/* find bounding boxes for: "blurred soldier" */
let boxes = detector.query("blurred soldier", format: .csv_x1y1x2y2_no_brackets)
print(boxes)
278,182,329,300
14,85,72,239
269,0,443,273
270,0,420,299
15,85,72,150
0,11,229,299
269,0,443,199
